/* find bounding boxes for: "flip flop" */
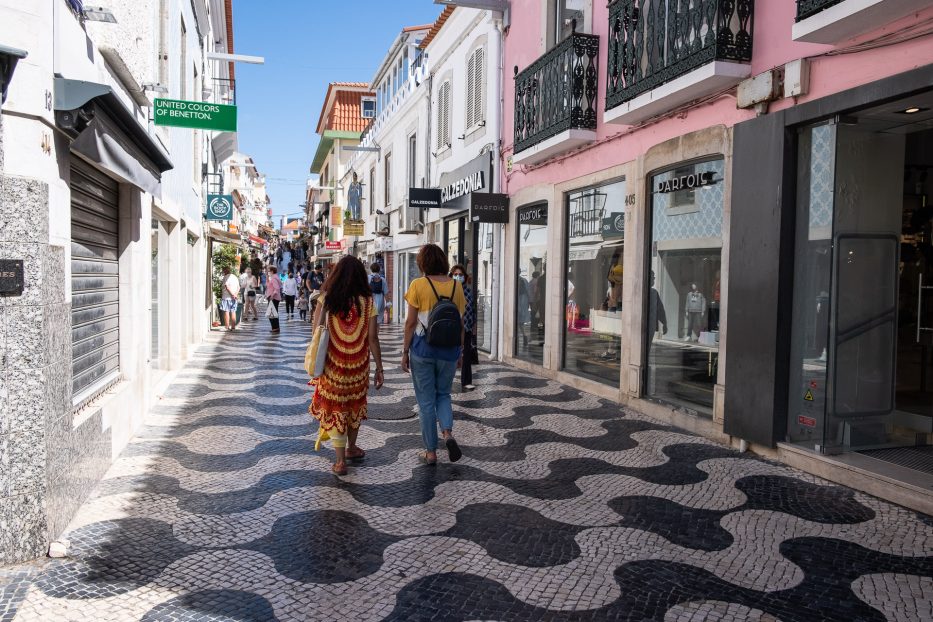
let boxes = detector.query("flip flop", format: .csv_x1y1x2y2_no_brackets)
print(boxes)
346,447,366,461
445,437,462,463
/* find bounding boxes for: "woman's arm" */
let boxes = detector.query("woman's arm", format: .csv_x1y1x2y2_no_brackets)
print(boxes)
401,303,419,373
368,316,384,389
311,294,324,328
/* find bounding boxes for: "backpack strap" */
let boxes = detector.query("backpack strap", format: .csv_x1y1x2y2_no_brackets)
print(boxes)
425,276,456,302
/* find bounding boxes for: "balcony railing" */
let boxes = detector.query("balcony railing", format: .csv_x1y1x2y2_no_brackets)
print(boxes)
513,30,600,154
606,0,754,111
796,0,845,21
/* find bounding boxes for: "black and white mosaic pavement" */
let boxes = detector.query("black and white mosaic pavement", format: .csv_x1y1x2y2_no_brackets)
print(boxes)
5,310,933,621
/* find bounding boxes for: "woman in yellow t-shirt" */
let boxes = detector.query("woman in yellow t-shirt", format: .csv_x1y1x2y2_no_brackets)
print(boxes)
402,244,466,465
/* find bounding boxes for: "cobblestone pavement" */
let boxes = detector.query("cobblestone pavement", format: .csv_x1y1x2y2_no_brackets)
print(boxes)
4,309,933,621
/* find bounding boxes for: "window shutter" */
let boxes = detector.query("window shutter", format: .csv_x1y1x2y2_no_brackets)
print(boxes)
439,81,450,148
466,52,476,129
475,47,485,124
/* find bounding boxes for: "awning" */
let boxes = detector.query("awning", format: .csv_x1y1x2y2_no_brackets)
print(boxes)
248,234,268,246
567,239,624,262
0,44,28,104
208,227,241,245
212,132,238,165
55,78,172,195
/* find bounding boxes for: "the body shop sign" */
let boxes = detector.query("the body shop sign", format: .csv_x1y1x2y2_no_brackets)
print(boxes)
154,98,237,132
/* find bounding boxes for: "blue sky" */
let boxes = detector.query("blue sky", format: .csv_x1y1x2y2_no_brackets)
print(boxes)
233,0,443,221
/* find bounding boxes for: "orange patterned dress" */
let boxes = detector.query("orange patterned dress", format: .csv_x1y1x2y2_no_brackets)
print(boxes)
309,296,376,441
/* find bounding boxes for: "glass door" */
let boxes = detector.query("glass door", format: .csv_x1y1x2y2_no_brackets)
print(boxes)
788,121,907,452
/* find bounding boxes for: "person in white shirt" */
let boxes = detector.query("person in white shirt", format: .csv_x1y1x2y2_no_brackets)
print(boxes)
220,267,240,331
282,271,298,319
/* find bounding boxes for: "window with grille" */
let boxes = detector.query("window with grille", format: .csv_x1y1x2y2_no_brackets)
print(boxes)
435,81,451,150
466,47,486,130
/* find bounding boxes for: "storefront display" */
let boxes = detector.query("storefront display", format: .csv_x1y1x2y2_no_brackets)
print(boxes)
562,180,627,385
645,159,724,415
516,203,548,364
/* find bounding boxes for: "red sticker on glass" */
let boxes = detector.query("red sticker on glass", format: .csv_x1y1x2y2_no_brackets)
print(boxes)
798,415,817,428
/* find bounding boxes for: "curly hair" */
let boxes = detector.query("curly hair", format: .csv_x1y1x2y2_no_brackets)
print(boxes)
417,244,449,276
322,256,371,318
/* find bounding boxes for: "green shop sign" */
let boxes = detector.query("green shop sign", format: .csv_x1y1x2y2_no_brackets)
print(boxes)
154,98,237,132
206,194,234,221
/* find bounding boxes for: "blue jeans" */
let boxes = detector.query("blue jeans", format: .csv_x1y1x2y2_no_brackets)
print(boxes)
410,352,458,451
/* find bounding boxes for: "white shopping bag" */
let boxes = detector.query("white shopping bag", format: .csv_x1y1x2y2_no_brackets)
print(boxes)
266,301,279,318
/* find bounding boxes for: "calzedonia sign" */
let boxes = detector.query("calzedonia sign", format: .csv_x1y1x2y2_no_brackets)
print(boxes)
441,171,485,204
154,98,237,132
656,170,715,193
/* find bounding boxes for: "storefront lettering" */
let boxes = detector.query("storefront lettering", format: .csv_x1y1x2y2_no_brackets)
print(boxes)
656,171,715,194
441,171,485,204
518,206,547,225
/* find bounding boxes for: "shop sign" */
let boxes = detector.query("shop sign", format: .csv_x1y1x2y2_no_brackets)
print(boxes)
374,237,394,251
206,194,234,221
344,221,365,236
330,207,343,227
0,259,24,297
325,240,344,251
154,98,237,132
656,170,715,194
409,188,442,209
470,193,509,223
517,204,547,226
441,171,485,204
601,213,625,238
438,152,491,209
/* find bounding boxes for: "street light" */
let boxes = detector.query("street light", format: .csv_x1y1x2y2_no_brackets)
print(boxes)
82,6,118,22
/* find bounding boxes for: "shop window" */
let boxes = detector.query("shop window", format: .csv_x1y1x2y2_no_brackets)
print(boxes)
516,203,548,364
563,180,626,386
645,159,724,415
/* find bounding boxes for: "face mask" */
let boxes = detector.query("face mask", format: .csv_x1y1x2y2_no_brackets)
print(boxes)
453,275,465,282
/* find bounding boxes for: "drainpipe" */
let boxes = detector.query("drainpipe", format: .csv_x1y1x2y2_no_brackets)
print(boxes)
492,15,506,361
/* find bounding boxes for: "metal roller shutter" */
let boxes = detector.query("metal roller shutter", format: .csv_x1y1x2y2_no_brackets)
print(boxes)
70,158,120,400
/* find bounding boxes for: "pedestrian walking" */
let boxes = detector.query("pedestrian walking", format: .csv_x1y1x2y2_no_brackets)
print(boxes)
283,270,298,319
310,256,385,475
401,244,466,465
369,263,386,325
266,265,282,334
450,264,476,391
297,286,309,321
242,268,259,321
220,266,240,331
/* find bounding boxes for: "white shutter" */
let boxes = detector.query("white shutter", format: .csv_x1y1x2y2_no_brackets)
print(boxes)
474,47,485,125
466,52,477,129
439,81,450,148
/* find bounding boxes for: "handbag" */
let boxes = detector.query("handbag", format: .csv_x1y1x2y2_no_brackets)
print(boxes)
305,311,330,377
266,300,279,318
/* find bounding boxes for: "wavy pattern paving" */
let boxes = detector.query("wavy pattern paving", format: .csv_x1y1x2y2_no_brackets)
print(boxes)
7,317,932,622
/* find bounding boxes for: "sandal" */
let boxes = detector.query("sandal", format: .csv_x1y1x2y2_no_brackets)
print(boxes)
445,437,462,463
419,451,437,466
346,447,366,461
331,461,348,475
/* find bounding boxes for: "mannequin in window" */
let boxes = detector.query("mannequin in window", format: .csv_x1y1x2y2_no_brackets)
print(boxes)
708,270,721,331
684,283,706,342
607,252,624,312
648,271,667,342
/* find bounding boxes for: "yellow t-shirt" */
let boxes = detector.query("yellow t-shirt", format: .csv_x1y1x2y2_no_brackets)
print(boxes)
405,277,466,332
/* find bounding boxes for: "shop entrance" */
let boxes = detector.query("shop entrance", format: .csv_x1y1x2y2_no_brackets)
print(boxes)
788,93,933,469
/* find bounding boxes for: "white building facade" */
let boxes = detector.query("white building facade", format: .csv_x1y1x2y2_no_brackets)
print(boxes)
0,0,234,563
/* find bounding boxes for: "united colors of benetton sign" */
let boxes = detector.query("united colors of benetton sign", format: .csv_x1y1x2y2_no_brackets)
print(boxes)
154,98,237,132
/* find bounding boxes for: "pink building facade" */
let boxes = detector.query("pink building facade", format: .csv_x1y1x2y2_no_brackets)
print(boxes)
501,0,933,511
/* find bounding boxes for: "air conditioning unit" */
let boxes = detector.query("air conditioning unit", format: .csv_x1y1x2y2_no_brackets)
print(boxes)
398,206,424,234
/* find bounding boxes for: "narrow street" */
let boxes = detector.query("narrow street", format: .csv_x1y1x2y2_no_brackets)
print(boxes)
0,313,929,621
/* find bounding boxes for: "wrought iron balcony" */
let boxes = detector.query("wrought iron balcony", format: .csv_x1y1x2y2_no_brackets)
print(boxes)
606,0,754,113
513,30,600,157
796,0,845,21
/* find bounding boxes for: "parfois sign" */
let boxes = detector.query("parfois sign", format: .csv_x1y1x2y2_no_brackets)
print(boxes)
154,98,237,132
656,170,715,194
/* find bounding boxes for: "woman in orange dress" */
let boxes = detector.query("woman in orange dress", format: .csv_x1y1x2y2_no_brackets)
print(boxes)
310,256,385,475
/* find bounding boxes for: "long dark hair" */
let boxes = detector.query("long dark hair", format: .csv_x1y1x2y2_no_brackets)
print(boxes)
322,256,371,318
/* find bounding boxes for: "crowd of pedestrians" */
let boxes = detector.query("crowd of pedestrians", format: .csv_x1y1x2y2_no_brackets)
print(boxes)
217,241,477,474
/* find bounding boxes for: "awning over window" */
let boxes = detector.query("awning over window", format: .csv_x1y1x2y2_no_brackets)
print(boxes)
211,131,238,165
208,226,241,245
54,78,172,195
248,234,268,246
